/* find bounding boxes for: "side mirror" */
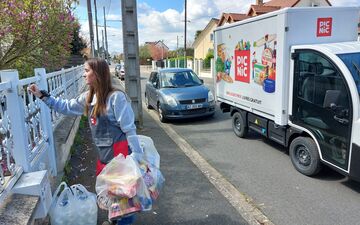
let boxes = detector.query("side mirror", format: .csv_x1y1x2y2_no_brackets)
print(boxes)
199,79,204,84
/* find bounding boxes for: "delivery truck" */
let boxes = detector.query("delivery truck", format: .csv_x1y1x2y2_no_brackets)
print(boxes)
214,7,360,180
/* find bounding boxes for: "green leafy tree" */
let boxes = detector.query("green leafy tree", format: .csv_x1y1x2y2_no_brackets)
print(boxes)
139,44,151,64
70,21,87,55
195,30,202,40
0,0,78,77
204,49,214,69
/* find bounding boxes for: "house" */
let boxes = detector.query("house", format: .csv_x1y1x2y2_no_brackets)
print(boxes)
248,0,332,16
145,41,169,52
145,40,169,60
263,0,332,8
217,13,250,27
193,18,219,60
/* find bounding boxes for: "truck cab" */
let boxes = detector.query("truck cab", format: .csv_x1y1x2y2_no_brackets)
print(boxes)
289,42,360,179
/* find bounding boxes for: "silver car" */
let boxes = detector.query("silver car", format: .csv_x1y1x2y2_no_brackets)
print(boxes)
145,68,215,122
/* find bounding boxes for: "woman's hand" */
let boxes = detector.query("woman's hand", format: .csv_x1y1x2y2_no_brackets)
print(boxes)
27,84,42,98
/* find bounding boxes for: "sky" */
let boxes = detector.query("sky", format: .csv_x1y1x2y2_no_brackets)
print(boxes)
74,0,360,55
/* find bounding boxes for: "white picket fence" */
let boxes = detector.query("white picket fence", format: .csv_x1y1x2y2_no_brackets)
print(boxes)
0,66,85,203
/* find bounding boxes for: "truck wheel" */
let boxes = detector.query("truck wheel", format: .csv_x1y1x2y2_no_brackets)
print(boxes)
289,137,322,176
232,112,248,138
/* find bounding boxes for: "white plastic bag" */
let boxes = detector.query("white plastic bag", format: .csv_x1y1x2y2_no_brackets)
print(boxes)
49,182,97,225
132,135,165,201
96,154,142,199
96,154,145,220
71,184,98,225
49,182,77,225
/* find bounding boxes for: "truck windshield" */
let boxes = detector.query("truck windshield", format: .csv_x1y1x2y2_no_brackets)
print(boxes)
337,53,360,97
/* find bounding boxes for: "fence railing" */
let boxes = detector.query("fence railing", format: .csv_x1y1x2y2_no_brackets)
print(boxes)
0,66,85,203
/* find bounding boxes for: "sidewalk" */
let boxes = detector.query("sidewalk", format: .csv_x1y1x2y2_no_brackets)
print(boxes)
66,76,248,225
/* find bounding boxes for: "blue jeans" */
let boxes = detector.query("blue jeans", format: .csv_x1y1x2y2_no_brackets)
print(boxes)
116,215,135,225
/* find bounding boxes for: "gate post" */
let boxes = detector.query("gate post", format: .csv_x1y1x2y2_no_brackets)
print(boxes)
35,68,57,176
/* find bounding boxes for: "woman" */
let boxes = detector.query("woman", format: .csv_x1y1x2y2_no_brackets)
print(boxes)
28,58,140,225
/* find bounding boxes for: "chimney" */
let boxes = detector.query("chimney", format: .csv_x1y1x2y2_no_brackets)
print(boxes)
256,0,263,5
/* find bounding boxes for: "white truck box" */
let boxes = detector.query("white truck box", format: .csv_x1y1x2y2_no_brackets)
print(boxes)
214,7,359,125
214,7,360,180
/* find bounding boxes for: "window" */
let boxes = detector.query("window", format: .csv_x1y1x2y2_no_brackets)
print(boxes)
210,33,214,41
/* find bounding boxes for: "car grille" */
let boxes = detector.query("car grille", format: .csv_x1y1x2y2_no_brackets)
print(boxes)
181,108,207,115
179,98,206,104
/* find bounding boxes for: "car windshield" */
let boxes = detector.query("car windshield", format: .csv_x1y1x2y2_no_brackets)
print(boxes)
337,53,360,98
160,70,202,88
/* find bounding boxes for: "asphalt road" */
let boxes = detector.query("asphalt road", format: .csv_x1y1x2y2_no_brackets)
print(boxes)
112,65,360,225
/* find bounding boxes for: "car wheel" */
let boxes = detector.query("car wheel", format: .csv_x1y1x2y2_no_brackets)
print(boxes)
158,104,167,123
145,94,152,109
289,137,322,176
232,111,248,138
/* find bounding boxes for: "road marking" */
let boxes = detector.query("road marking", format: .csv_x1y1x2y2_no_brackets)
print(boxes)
118,75,274,225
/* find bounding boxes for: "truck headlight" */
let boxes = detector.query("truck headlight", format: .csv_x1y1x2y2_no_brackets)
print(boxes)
164,95,177,107
208,91,214,102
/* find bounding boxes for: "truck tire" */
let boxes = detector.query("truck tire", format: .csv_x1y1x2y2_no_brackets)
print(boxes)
289,137,322,176
232,112,248,138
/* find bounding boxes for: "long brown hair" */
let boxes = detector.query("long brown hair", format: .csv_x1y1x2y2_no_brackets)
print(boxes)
84,58,114,117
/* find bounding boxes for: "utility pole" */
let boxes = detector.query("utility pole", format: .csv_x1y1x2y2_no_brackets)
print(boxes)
86,0,95,57
102,29,105,59
184,0,187,68
161,40,164,60
103,6,109,61
94,0,100,57
176,35,179,67
121,0,143,127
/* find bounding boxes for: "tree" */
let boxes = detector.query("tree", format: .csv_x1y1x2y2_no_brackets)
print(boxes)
70,21,87,55
139,44,151,64
194,30,202,40
0,0,78,77
167,50,177,58
204,49,214,69
177,47,194,58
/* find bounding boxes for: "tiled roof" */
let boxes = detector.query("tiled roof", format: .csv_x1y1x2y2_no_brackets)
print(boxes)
264,0,332,8
248,5,281,14
264,0,299,8
218,13,249,26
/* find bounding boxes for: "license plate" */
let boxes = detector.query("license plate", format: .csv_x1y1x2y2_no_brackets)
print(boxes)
187,104,203,109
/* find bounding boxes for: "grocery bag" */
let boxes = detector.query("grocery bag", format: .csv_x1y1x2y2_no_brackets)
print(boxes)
96,154,142,200
132,135,165,201
49,182,77,225
70,184,98,225
49,182,97,225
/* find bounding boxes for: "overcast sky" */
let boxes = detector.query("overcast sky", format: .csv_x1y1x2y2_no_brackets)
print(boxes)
74,0,360,55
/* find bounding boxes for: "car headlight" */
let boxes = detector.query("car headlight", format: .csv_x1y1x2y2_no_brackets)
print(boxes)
208,91,214,102
164,95,177,107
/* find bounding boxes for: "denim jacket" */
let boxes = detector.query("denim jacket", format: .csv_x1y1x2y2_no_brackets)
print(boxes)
43,90,142,158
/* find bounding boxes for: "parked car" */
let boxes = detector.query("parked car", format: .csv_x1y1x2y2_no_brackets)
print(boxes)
145,68,215,122
115,64,122,78
119,68,125,80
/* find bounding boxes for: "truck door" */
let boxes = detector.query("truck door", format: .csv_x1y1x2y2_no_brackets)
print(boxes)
291,50,352,171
